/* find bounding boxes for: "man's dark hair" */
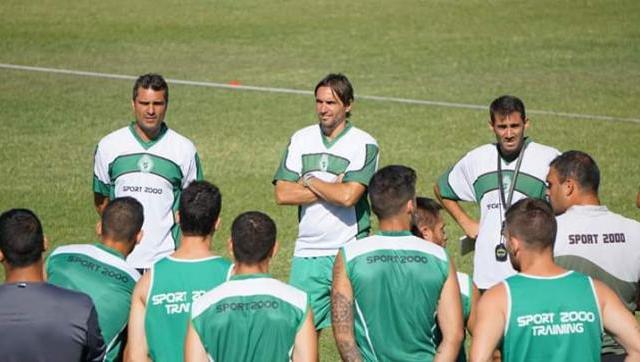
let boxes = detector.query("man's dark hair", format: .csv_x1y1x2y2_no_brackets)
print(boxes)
504,198,557,251
369,165,417,219
314,73,354,118
0,209,45,267
102,197,144,243
489,95,526,123
132,73,169,103
179,181,221,236
550,150,600,194
231,211,277,264
411,197,443,237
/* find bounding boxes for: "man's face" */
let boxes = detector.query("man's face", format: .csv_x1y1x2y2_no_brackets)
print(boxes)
315,86,351,135
546,167,569,215
430,215,448,247
132,87,167,140
504,229,521,272
490,112,528,157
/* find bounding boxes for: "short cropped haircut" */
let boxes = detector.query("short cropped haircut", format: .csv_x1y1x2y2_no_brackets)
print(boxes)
315,73,354,118
102,197,144,243
504,198,557,251
231,211,277,264
411,197,443,237
550,150,600,194
369,165,417,219
132,73,169,103
489,95,526,123
179,181,222,236
0,209,45,267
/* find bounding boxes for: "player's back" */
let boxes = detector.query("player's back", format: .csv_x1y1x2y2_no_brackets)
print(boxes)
191,274,308,362
145,255,232,362
46,243,140,362
341,231,449,361
0,282,105,362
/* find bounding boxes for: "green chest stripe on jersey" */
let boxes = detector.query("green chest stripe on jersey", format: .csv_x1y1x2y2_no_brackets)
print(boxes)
301,153,350,175
473,171,545,202
109,153,183,188
343,144,379,185
273,140,299,182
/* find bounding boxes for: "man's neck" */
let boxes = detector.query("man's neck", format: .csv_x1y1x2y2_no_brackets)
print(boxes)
571,193,601,207
518,251,565,277
134,124,161,142
234,262,270,275
498,144,523,163
4,262,45,284
101,239,131,258
378,216,412,233
171,234,214,259
321,120,347,140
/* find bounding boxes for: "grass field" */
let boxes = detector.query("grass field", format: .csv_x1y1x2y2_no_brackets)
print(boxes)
1,0,639,359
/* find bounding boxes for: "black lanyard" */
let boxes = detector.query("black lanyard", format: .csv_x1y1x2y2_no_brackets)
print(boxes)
497,142,527,211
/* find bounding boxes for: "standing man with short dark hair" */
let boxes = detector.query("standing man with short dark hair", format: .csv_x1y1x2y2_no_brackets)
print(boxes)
547,150,640,361
93,73,203,270
470,198,640,362
46,197,144,362
273,73,379,332
435,95,559,290
185,211,317,361
332,166,464,361
0,208,106,361
126,181,232,362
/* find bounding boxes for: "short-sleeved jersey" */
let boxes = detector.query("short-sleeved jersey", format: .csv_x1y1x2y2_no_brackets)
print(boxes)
437,139,559,288
341,230,450,361
502,272,602,362
554,205,640,355
273,122,379,257
0,282,105,362
145,255,232,362
191,274,308,361
93,123,203,268
433,271,474,362
46,243,140,362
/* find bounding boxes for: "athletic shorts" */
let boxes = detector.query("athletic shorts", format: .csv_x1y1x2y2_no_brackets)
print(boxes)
289,256,334,330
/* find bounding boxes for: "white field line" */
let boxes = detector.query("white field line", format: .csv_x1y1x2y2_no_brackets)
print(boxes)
1,63,638,124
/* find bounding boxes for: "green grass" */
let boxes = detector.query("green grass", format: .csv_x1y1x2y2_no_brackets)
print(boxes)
1,0,639,360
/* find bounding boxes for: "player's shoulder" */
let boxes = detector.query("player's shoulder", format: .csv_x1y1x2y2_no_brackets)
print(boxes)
43,282,95,307
343,234,448,262
348,124,378,145
527,140,560,156
97,125,131,147
460,143,497,162
288,124,320,141
165,126,197,148
49,243,97,257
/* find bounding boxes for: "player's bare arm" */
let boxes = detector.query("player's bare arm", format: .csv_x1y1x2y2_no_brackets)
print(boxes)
434,184,479,239
292,308,318,362
94,193,109,215
184,322,209,362
466,282,481,334
593,279,640,359
331,252,363,362
125,272,152,362
434,257,464,362
274,180,319,205
469,284,507,362
305,177,366,208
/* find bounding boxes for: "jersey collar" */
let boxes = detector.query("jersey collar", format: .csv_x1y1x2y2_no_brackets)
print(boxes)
128,122,169,150
320,121,352,149
93,243,126,259
375,230,413,237
230,273,272,281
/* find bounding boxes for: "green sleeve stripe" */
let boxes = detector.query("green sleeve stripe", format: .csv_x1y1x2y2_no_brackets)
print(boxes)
273,142,299,184
109,153,183,188
355,195,371,239
343,144,379,185
93,175,110,196
195,153,204,181
436,167,461,200
473,171,546,201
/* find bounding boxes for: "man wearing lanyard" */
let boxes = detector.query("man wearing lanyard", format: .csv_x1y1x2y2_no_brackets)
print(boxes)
435,95,560,290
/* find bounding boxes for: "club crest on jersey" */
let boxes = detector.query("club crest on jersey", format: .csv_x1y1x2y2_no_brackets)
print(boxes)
319,154,329,172
502,174,512,192
138,155,154,173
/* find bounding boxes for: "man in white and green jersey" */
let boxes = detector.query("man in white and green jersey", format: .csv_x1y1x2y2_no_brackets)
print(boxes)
47,197,143,362
412,197,479,362
93,73,203,270
126,181,232,362
274,73,379,331
332,165,464,361
435,95,559,290
471,198,640,362
186,211,317,361
547,151,640,361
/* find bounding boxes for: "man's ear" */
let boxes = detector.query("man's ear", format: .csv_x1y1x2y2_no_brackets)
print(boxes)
421,226,435,242
564,178,576,198
270,240,280,259
43,235,50,252
214,217,221,232
0,249,5,263
523,117,530,130
175,211,181,225
96,221,103,237
135,230,144,245
227,238,234,259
